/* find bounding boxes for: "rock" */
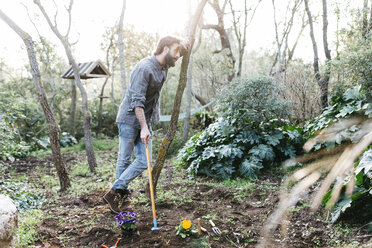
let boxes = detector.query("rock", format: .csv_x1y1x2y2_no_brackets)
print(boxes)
0,194,18,248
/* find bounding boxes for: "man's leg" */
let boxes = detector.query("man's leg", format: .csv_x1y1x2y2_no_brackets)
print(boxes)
103,123,139,214
115,123,138,185
113,128,152,190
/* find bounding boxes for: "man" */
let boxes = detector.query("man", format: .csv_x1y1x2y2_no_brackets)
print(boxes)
103,36,190,214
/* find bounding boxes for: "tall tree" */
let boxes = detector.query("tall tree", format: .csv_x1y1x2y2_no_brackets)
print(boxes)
149,0,208,194
34,0,97,172
229,0,261,77
270,0,306,76
118,0,127,98
183,0,194,145
97,35,114,136
304,0,331,109
0,9,71,191
203,0,235,82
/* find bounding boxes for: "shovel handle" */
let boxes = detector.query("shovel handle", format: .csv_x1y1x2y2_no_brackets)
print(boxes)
145,143,157,220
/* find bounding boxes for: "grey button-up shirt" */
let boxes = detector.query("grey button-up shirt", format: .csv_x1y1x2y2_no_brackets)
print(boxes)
116,55,168,129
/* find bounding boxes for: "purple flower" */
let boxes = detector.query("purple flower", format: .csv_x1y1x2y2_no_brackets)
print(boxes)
114,211,137,228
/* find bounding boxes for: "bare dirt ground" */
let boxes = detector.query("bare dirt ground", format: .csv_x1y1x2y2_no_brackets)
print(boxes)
2,150,371,248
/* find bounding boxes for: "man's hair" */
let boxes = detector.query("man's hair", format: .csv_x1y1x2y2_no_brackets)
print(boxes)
154,36,181,55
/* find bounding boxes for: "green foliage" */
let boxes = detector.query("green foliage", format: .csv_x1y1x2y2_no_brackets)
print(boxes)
306,86,371,224
18,209,44,247
331,12,372,101
0,92,33,161
175,220,195,238
0,179,44,211
304,86,371,147
217,76,291,126
329,147,372,223
178,77,303,179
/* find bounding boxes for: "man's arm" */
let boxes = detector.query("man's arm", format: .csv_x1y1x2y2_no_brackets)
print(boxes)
135,107,151,144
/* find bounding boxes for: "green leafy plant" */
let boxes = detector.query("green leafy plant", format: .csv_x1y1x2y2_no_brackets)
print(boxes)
304,86,371,144
0,179,44,210
179,77,304,179
327,146,372,223
114,211,137,231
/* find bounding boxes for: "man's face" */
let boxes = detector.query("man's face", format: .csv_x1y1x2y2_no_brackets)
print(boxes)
165,43,181,67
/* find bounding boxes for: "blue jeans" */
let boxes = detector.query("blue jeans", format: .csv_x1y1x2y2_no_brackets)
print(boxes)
112,123,152,190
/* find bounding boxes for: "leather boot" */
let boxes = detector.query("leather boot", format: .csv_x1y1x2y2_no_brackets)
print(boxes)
102,189,121,214
117,189,131,209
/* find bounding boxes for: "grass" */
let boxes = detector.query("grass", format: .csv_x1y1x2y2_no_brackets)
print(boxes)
62,138,119,153
18,209,44,247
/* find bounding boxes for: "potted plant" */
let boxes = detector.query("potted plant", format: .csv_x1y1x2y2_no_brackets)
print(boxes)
114,211,137,237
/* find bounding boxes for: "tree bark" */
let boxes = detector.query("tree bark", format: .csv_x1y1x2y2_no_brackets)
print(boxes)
118,0,127,98
0,9,71,191
203,0,235,82
182,58,193,145
34,0,97,172
229,0,260,77
98,36,114,136
69,79,76,136
321,0,331,107
304,0,328,110
270,0,303,76
149,0,208,194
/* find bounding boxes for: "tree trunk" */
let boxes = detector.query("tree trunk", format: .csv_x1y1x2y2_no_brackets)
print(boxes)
182,59,193,145
304,0,328,110
0,9,71,191
148,0,208,194
203,0,235,82
98,36,113,136
362,0,369,39
118,0,127,98
69,79,76,136
229,0,257,77
34,0,97,172
321,0,331,108
192,90,212,111
98,78,109,136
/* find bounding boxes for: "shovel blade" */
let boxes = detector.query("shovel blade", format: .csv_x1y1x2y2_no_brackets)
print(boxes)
151,219,162,231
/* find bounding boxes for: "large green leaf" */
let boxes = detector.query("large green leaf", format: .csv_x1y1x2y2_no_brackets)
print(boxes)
248,144,275,161
355,149,372,176
331,197,352,223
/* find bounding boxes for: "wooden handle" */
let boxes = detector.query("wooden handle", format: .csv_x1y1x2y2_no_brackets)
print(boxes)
146,143,157,220
197,218,201,235
209,219,215,227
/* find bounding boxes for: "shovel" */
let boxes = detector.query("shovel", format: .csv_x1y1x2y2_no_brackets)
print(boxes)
145,143,162,231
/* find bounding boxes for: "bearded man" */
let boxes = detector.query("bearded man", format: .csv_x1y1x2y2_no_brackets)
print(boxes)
103,36,190,214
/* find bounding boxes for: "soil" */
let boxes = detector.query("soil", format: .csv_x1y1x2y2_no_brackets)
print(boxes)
2,151,371,248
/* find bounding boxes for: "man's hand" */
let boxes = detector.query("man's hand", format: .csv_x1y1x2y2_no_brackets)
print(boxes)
180,39,191,56
140,126,151,144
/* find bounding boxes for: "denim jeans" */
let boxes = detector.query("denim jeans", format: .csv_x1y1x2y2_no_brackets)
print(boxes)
112,123,152,190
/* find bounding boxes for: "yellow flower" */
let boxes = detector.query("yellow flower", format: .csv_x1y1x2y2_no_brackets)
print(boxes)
181,220,191,230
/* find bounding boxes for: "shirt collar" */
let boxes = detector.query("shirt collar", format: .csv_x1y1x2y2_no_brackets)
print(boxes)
151,55,168,71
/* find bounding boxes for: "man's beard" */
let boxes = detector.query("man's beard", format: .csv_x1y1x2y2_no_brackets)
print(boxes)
165,52,176,67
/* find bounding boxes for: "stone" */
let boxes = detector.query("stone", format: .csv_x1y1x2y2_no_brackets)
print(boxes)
0,194,18,248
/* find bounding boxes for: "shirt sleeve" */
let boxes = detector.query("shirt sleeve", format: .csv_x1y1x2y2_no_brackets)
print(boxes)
129,67,150,111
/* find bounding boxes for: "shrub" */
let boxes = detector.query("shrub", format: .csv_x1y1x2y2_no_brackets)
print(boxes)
178,77,303,179
303,85,371,223
304,85,371,149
